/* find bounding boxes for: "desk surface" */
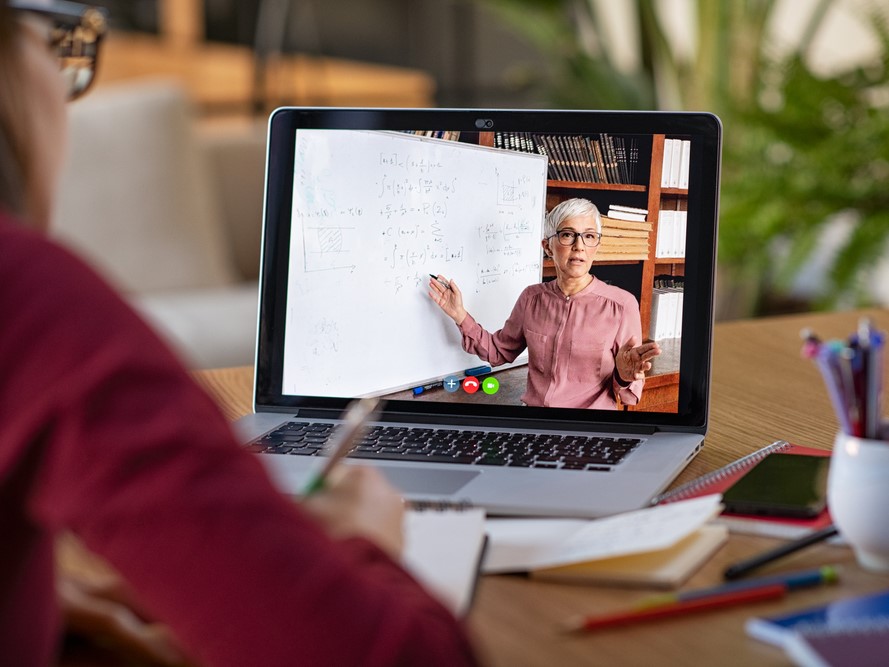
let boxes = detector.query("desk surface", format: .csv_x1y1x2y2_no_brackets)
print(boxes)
65,308,889,666
192,308,889,666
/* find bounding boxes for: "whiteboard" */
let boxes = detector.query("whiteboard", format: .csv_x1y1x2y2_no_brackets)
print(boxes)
282,130,548,397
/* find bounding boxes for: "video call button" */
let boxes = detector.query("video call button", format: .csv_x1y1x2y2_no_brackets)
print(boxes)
482,377,500,395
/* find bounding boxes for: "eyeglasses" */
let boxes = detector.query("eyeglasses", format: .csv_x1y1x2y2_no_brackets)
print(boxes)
11,1,108,101
549,230,601,247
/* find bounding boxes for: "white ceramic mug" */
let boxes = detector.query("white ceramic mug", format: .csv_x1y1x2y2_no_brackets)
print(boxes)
828,429,889,573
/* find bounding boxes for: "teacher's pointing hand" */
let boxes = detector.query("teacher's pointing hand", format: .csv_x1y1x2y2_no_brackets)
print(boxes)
428,275,467,326
616,337,662,383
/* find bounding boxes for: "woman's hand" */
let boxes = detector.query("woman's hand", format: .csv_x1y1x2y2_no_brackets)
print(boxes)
616,337,662,383
59,572,187,666
428,275,467,326
301,466,406,559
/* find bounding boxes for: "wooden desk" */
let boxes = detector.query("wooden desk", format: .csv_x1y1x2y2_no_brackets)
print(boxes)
67,308,889,666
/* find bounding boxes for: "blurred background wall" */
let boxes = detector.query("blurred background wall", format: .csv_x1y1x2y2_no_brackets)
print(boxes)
90,0,889,313
57,0,889,366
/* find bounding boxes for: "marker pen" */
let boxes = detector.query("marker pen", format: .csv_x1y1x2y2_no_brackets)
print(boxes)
412,381,444,396
429,274,453,291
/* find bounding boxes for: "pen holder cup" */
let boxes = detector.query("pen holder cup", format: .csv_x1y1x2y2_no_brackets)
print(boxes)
828,427,889,573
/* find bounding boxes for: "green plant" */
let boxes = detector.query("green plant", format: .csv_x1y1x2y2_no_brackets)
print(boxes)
480,0,889,314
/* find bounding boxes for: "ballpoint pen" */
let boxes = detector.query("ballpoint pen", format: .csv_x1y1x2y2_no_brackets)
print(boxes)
724,525,839,580
301,396,382,496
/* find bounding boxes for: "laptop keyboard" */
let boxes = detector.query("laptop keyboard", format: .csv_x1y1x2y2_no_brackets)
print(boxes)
248,422,642,471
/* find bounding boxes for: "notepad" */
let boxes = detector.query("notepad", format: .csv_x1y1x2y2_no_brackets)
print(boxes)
530,524,728,588
482,494,724,587
402,507,487,617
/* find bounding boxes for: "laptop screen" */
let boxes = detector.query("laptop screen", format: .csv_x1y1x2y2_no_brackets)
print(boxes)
258,110,720,432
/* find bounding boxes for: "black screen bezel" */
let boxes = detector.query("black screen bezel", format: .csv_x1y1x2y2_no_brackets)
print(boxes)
256,108,720,434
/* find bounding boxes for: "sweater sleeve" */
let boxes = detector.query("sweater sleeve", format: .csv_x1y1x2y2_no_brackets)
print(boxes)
0,223,477,667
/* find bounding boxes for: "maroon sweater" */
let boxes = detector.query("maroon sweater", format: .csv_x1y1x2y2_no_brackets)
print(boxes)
0,215,477,666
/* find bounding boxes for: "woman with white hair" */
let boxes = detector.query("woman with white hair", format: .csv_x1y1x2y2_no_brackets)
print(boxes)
430,197,660,409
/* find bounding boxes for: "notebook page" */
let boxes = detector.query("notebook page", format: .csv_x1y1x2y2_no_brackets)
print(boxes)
483,494,722,573
402,508,487,617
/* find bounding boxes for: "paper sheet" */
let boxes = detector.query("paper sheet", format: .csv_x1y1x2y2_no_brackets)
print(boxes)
402,508,487,616
482,494,722,573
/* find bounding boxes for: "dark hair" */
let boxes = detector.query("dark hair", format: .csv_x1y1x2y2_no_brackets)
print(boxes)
0,0,30,216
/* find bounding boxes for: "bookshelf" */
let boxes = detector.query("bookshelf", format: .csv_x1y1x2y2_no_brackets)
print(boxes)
477,131,686,412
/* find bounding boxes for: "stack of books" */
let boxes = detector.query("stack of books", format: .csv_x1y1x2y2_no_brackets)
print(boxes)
607,204,647,222
595,205,651,262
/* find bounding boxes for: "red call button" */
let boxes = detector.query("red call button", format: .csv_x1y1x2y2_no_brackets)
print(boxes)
462,377,480,394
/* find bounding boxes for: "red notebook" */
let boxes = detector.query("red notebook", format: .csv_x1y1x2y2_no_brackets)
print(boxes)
652,440,833,539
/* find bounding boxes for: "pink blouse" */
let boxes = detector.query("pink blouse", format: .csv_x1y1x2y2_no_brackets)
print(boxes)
458,278,645,409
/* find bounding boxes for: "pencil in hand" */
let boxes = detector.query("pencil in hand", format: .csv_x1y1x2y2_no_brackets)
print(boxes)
301,397,382,496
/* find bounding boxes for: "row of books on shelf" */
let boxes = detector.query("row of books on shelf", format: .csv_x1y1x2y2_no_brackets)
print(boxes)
402,130,463,141
495,132,640,185
650,276,683,341
655,209,687,259
598,205,652,262
661,138,690,189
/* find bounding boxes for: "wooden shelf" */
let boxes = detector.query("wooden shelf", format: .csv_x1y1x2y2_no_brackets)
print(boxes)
547,180,646,192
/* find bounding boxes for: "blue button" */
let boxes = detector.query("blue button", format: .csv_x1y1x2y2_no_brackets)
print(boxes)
443,375,461,393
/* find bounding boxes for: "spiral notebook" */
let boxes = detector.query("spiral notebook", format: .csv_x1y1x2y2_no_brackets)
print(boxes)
651,440,833,538
402,505,487,617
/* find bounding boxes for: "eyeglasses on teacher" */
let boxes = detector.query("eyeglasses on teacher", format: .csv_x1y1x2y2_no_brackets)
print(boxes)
549,230,602,247
10,0,108,101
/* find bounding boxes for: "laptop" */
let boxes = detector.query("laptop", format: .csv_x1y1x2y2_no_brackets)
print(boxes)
236,108,721,518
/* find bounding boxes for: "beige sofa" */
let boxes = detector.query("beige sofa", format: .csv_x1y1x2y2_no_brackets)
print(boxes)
51,81,266,368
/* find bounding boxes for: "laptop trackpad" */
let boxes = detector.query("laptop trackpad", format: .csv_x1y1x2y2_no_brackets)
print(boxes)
377,466,480,495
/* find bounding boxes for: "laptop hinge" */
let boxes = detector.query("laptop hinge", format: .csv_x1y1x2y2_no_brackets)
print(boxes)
291,407,657,435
